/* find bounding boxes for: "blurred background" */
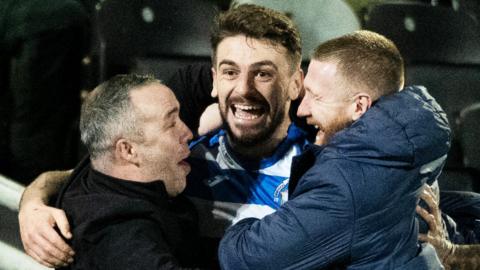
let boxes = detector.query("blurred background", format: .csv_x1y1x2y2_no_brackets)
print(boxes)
1,0,479,269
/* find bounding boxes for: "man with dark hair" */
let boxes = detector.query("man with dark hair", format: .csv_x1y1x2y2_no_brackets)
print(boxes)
53,74,206,269
185,4,304,254
218,30,448,269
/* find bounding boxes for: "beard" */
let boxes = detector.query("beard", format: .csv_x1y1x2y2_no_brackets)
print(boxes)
219,91,287,148
221,105,286,147
316,112,353,145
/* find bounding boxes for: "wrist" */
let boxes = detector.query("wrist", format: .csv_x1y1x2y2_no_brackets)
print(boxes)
19,194,48,211
442,242,457,266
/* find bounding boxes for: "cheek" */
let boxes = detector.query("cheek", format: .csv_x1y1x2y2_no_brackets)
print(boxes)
311,108,325,121
217,80,234,96
313,108,335,125
258,83,282,108
216,86,230,105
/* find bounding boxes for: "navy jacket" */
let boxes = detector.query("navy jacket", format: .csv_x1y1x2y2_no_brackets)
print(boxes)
218,86,450,269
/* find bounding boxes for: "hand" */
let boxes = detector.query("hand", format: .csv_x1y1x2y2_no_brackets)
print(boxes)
198,103,222,136
314,129,327,146
417,185,455,268
18,201,74,268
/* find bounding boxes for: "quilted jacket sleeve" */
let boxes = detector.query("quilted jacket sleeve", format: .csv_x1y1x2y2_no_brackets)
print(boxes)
218,164,355,270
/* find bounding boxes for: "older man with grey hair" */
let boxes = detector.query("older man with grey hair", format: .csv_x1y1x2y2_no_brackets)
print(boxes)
48,74,205,269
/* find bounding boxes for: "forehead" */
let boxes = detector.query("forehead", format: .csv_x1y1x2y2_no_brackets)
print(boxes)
215,35,291,68
304,60,340,93
130,83,179,119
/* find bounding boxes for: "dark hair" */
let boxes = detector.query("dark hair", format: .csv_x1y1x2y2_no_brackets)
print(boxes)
80,74,159,159
313,30,404,100
210,4,302,70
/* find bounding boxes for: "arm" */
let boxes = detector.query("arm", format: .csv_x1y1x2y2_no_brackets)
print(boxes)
18,169,74,268
417,185,480,270
218,172,353,270
197,103,222,136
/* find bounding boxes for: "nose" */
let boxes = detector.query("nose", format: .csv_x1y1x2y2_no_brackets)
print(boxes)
297,94,311,117
235,73,254,96
179,120,193,144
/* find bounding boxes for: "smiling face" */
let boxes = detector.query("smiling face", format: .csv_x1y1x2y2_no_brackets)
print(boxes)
297,60,355,145
130,83,193,196
212,35,301,154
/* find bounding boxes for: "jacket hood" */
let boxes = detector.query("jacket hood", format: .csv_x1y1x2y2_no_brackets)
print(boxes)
322,85,451,168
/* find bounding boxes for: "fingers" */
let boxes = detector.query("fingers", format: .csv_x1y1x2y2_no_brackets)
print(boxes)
24,234,73,267
27,248,55,268
198,103,222,135
43,223,74,255
418,233,430,243
18,204,75,267
22,218,74,266
423,184,437,200
416,205,438,234
314,130,327,146
420,186,442,223
52,210,72,239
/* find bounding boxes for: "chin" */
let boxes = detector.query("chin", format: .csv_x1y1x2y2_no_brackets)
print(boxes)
228,125,273,146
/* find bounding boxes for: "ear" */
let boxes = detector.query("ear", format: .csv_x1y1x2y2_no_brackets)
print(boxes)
351,93,372,121
211,67,218,98
115,138,140,166
288,68,304,101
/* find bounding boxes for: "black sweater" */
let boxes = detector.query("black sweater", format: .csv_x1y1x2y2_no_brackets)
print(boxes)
56,158,206,269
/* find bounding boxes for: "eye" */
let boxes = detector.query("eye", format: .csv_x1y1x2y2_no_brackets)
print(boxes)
305,89,322,102
254,70,273,82
221,69,239,80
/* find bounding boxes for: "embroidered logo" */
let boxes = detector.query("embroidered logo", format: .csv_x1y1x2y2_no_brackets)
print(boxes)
273,179,289,205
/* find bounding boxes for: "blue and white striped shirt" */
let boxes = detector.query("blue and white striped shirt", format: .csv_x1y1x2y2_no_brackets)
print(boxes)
185,124,310,238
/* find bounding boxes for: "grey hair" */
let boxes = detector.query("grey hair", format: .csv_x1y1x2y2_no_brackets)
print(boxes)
80,74,159,159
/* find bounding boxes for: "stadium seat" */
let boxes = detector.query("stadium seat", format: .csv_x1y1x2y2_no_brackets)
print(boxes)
94,0,218,81
364,1,480,192
459,103,480,173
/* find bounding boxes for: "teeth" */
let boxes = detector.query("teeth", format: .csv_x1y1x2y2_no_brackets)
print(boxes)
234,104,261,110
233,104,262,120
236,114,259,120
314,125,319,129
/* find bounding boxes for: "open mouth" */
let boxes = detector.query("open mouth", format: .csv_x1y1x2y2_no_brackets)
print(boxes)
231,104,266,120
178,159,191,174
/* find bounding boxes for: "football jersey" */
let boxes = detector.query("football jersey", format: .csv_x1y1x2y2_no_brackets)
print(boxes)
184,124,309,238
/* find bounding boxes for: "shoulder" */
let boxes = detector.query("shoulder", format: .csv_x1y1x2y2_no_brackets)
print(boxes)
291,148,361,208
297,146,360,188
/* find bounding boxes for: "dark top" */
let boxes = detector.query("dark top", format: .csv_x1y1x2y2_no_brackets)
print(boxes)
165,63,215,136
219,86,450,269
55,157,206,269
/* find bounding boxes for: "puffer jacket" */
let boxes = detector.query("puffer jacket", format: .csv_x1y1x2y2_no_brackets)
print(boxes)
219,85,450,270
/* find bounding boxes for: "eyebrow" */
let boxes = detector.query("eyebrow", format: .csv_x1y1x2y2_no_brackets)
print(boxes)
218,59,238,68
251,60,278,71
218,59,279,72
164,106,179,120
